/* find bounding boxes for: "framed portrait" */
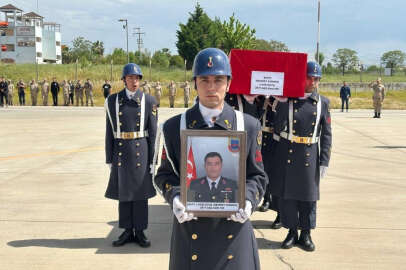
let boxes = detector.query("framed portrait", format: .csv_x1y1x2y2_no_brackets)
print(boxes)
180,129,246,218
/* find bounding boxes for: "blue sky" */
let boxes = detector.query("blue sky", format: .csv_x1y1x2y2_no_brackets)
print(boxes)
7,0,406,65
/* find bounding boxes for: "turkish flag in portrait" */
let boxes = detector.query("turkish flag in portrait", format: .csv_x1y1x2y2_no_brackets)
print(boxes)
186,146,197,187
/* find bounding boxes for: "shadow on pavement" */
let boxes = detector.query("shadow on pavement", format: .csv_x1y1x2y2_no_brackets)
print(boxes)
7,205,173,254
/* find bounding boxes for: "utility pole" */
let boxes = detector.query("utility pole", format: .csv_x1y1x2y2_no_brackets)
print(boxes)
110,59,113,82
133,27,145,56
75,59,78,81
118,19,129,63
316,0,321,64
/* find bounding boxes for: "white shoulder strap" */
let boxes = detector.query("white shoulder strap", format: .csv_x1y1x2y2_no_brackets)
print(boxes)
140,93,145,131
312,95,322,143
104,95,116,138
288,99,293,140
235,110,245,131
115,94,121,139
237,95,244,113
180,112,186,131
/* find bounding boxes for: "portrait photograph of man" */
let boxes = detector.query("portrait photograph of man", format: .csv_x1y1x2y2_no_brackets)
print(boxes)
181,134,246,214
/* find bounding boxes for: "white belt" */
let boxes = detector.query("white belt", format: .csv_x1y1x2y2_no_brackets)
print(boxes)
273,132,319,144
115,130,149,139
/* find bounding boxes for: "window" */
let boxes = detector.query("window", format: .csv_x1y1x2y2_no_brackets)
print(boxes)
56,41,61,46
37,52,42,57
36,37,41,42
5,44,15,51
56,55,61,60
17,37,35,47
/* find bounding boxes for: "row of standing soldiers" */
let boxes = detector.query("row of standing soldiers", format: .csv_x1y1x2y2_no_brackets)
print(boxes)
0,77,95,107
140,80,191,108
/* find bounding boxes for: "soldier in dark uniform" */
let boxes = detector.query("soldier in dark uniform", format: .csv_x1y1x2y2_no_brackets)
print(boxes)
105,63,158,248
257,96,282,229
188,152,238,203
50,78,60,106
224,92,262,119
270,61,332,251
154,48,267,270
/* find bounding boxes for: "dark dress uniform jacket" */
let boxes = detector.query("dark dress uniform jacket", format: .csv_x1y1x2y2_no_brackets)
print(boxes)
270,92,332,202
154,102,267,270
188,177,238,203
105,89,157,202
224,93,262,119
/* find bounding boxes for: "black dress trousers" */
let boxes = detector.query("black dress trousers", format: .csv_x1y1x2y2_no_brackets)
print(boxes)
118,200,148,230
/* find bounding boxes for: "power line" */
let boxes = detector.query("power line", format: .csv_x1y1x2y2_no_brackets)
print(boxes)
133,27,145,55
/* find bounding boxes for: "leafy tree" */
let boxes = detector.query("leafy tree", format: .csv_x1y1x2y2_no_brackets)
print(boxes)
332,48,359,75
252,39,289,52
381,50,406,76
214,14,256,54
324,62,336,74
176,3,219,69
71,37,92,61
152,49,170,68
91,41,104,56
315,52,325,66
61,45,73,64
111,48,127,65
170,55,185,69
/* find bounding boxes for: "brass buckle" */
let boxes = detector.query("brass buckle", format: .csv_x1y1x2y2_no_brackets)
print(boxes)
292,136,311,144
121,132,134,139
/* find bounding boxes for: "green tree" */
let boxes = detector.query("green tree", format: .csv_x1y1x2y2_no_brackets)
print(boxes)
170,55,185,69
315,52,325,66
110,48,127,65
71,37,92,61
381,50,406,76
152,49,170,69
214,14,256,54
252,39,289,52
91,41,104,56
332,48,359,75
61,45,73,64
176,3,219,69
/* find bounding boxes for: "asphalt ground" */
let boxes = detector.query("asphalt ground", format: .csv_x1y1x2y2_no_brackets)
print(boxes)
0,106,405,270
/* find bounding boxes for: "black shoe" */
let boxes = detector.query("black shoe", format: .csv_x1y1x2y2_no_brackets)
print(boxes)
298,230,315,252
281,229,298,249
373,112,378,118
134,230,151,248
112,229,135,247
258,201,270,212
377,113,381,118
270,214,282,229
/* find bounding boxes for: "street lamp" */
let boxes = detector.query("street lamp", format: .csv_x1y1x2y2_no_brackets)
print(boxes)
118,19,129,63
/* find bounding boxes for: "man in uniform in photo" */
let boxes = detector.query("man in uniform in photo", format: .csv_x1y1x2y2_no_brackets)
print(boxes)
105,63,158,248
188,152,237,203
270,61,332,252
154,48,267,270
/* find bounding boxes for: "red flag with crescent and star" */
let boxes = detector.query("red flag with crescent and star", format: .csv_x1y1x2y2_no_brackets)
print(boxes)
186,146,197,187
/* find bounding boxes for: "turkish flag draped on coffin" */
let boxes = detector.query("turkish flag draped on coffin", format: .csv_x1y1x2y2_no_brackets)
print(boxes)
186,146,197,187
229,49,307,97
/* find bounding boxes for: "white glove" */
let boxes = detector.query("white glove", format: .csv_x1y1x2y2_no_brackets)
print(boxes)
229,200,252,223
173,196,197,224
107,163,112,170
320,166,328,179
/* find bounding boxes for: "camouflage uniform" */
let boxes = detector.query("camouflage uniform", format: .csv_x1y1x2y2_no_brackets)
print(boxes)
181,81,191,108
168,81,177,108
30,80,39,106
84,80,94,106
62,80,70,106
142,81,151,95
41,80,49,106
75,80,84,106
370,79,385,118
7,80,14,106
154,81,162,107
